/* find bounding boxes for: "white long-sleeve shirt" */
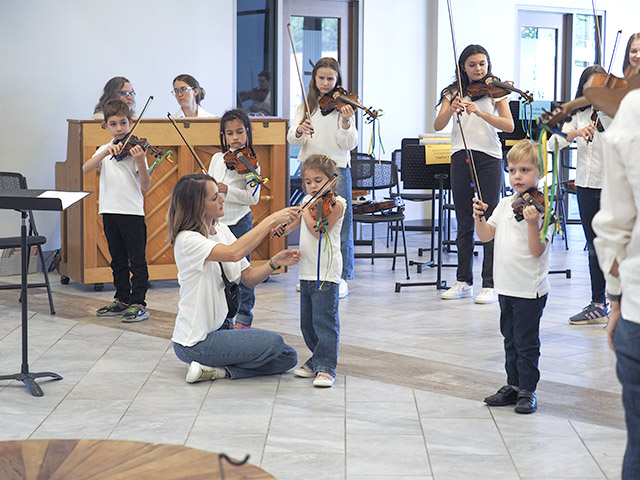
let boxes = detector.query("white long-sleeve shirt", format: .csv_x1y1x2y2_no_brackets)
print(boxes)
287,104,358,168
548,108,612,189
208,152,261,226
593,89,640,323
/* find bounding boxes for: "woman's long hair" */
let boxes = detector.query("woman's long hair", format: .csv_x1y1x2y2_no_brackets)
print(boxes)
437,45,492,106
306,57,343,116
574,65,606,110
623,33,640,75
173,74,206,105
94,76,135,114
166,174,217,245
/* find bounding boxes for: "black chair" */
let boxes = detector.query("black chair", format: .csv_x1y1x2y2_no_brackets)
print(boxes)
0,172,55,314
351,155,410,280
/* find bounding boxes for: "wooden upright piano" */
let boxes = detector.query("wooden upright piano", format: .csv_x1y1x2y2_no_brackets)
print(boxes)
55,118,289,287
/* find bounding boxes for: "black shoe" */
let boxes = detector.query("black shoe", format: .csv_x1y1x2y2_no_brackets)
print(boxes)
484,385,518,406
514,390,537,414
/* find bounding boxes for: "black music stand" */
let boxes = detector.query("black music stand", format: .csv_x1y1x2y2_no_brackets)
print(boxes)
0,189,90,396
395,144,451,292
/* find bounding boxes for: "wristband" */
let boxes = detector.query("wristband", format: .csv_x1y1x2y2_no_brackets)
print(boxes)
268,258,279,271
608,293,621,303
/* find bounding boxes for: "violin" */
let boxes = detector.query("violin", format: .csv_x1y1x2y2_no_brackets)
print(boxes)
114,135,165,161
223,147,268,185
352,197,403,214
511,188,554,223
309,192,336,232
467,75,534,103
318,87,379,121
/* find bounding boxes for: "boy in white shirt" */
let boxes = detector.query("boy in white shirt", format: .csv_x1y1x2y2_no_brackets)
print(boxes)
473,140,553,414
82,99,151,322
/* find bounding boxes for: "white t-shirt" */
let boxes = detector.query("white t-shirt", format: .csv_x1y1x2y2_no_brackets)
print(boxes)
287,105,358,168
172,226,250,347
173,105,217,118
298,194,346,284
208,151,261,225
444,91,508,159
549,108,612,189
94,142,148,216
487,196,554,299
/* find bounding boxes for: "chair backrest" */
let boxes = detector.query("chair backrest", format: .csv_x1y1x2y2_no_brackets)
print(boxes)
0,172,40,236
0,172,27,191
350,155,399,194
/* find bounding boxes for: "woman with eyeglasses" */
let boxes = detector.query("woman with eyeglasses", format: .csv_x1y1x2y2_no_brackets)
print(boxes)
172,74,216,118
92,76,136,120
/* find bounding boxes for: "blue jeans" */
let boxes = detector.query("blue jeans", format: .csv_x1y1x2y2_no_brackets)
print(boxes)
450,150,503,287
499,294,547,392
614,317,640,478
299,280,340,377
173,328,297,380
337,166,354,280
576,187,606,304
228,212,255,326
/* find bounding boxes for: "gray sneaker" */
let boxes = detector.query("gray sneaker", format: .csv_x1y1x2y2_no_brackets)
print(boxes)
569,302,609,325
121,304,150,323
96,299,128,317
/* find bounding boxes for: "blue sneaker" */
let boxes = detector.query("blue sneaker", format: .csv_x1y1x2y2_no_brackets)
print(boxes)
121,304,149,323
569,302,609,325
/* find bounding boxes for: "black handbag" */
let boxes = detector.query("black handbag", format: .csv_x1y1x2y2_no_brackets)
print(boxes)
218,262,239,319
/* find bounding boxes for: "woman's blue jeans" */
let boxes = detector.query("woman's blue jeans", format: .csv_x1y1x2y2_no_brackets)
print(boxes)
299,280,340,377
337,166,354,280
173,328,297,380
228,212,255,326
614,317,640,478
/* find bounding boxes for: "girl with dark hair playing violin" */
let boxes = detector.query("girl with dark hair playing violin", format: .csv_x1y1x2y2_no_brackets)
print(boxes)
473,140,553,414
434,44,514,304
207,108,261,330
277,154,345,388
287,57,357,299
549,65,612,325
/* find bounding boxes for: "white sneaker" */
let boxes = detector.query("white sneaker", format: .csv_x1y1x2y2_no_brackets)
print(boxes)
293,364,314,378
339,279,349,299
185,361,225,383
313,372,335,388
474,287,498,304
296,283,300,292
441,281,472,300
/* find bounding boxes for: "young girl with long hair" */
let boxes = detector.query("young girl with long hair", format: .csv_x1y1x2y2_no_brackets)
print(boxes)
287,57,357,298
434,44,514,304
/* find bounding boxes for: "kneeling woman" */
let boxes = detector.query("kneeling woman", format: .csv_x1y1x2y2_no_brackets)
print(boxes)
167,173,301,383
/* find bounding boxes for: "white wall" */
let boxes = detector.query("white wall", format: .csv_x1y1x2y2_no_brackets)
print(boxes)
1,0,636,241
0,0,235,248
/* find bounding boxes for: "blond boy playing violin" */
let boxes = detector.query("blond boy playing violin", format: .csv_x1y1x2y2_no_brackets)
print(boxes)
472,140,553,414
82,99,151,323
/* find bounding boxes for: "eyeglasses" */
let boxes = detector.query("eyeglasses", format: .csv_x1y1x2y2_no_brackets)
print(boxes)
172,86,193,96
120,90,136,98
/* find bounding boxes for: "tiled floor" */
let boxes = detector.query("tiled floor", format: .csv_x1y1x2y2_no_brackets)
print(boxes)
0,225,626,479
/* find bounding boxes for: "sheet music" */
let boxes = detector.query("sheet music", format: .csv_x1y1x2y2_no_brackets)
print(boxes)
418,133,451,145
38,191,90,209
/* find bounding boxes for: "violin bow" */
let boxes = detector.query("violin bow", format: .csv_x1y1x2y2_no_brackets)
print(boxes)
446,0,483,204
166,113,208,174
119,95,154,152
287,22,314,134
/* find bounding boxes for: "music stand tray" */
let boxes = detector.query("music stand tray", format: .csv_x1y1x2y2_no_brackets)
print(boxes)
0,189,90,396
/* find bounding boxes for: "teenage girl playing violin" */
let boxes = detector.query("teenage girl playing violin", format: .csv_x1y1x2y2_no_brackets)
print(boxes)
287,57,357,299
549,65,612,325
276,155,345,388
434,44,514,304
473,140,553,415
207,108,261,330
